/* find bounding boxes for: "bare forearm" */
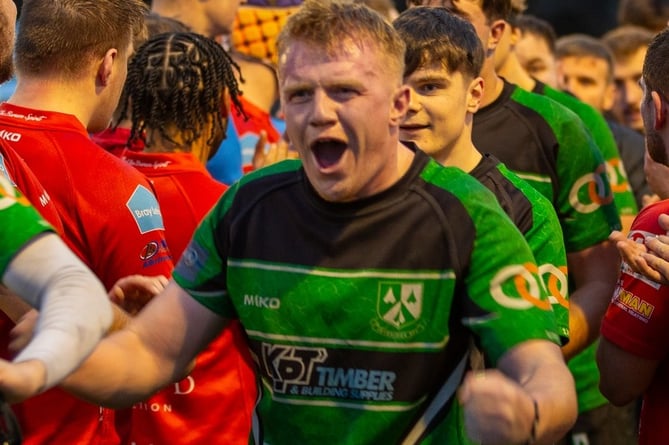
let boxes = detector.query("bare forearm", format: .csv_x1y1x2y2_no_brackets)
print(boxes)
563,243,620,360
561,280,615,360
62,328,182,408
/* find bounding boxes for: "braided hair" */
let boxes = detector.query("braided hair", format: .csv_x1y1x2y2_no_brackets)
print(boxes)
117,31,247,152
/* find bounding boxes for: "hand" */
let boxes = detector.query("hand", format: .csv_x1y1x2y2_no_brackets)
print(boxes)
9,309,38,353
252,130,299,170
0,358,46,403
458,369,535,445
108,275,168,315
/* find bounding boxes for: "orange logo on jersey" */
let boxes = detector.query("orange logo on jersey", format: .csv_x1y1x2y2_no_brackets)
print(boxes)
606,158,631,194
569,163,614,214
490,263,551,311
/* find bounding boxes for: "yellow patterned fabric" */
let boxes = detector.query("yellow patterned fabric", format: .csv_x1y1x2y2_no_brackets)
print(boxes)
231,5,300,66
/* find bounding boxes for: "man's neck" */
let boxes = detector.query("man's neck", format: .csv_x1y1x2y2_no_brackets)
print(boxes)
7,77,95,129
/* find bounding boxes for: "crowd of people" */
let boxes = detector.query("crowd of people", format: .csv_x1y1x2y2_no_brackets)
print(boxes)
0,0,669,444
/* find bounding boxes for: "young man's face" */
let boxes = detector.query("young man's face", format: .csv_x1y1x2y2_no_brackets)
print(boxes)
400,63,480,164
612,46,647,132
556,55,614,112
279,39,409,202
514,32,557,87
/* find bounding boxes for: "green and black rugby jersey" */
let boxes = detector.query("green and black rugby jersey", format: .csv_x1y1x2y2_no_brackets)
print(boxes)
472,80,621,254
471,153,569,343
533,80,638,218
174,149,559,444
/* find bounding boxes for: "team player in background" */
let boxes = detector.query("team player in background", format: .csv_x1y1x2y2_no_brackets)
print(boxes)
404,1,624,443
393,7,569,343
59,2,577,444
0,1,174,444
97,31,256,444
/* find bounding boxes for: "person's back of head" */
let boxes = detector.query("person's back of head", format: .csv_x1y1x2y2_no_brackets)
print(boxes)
393,6,484,80
145,12,191,38
618,0,669,34
117,31,246,161
404,0,512,23
602,25,655,62
0,0,17,84
15,0,147,79
276,0,406,83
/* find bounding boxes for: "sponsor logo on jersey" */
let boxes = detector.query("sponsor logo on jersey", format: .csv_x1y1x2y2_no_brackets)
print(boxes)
605,158,631,194
260,343,396,401
243,294,281,309
539,263,569,309
371,282,427,340
124,158,172,170
0,130,20,142
490,263,551,310
126,185,165,234
568,163,614,214
175,240,211,283
0,109,47,122
612,286,655,323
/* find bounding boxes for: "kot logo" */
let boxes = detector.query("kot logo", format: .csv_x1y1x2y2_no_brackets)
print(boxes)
377,282,423,329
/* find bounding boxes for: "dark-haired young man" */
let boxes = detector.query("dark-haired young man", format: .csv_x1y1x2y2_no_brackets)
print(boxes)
406,1,624,444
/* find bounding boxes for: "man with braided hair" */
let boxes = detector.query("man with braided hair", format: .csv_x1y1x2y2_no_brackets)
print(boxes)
0,0,174,443
107,31,256,445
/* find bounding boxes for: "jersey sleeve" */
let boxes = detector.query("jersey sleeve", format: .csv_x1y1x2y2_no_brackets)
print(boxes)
582,107,638,217
0,176,53,276
452,178,560,365
173,184,236,317
601,202,669,360
500,164,570,343
552,107,621,252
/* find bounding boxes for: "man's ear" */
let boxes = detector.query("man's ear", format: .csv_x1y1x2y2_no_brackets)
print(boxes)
487,19,507,51
390,85,411,125
467,76,484,113
97,48,118,87
652,90,667,130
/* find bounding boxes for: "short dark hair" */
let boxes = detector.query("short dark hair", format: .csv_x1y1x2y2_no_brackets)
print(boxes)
405,0,511,23
515,14,557,54
643,27,669,101
393,6,484,79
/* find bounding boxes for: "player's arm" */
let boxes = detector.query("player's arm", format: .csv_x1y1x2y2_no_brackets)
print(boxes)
0,233,113,401
460,340,577,444
61,279,227,408
561,240,620,360
596,337,658,406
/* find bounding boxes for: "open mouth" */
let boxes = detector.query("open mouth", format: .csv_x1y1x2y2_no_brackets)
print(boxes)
311,139,347,169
